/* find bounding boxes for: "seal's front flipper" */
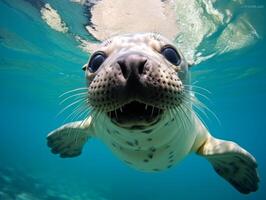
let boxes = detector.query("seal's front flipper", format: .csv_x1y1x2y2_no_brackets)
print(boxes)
197,136,259,194
47,118,94,158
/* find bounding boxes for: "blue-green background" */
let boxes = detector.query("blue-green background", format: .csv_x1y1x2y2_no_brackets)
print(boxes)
0,0,265,199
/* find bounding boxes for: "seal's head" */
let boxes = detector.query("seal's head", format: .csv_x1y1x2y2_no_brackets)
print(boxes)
84,33,190,129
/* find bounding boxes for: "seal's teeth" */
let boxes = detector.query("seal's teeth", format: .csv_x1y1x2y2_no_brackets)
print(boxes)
107,101,163,124
145,104,148,110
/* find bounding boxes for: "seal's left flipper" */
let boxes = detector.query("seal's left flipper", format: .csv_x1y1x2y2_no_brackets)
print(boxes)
47,118,94,158
197,136,259,194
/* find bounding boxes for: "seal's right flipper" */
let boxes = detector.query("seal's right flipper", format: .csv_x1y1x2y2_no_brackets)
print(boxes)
197,136,259,194
47,117,94,158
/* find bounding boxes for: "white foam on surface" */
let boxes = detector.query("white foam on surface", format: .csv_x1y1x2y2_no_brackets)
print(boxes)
68,0,259,64
215,16,259,54
40,3,68,33
87,0,179,40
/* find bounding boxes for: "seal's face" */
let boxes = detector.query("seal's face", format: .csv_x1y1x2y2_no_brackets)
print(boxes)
84,33,189,129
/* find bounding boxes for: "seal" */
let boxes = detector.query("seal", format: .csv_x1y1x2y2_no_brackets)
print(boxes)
47,33,259,194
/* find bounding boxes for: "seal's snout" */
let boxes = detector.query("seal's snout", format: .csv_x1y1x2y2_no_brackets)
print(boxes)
117,54,147,81
86,33,188,127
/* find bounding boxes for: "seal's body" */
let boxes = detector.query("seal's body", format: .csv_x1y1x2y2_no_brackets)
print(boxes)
47,33,259,194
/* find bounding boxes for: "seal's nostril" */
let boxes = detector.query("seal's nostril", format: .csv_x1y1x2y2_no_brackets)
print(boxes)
138,59,146,75
118,60,130,79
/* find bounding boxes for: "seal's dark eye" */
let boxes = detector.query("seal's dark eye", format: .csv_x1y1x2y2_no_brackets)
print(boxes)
88,52,106,72
161,46,181,65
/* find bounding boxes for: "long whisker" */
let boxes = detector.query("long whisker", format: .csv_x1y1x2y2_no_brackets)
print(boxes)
59,87,88,98
57,98,86,117
179,103,192,127
64,102,88,123
172,107,186,131
182,96,209,120
60,92,88,105
84,108,96,126
77,105,98,128
91,109,103,125
77,103,93,120
183,89,211,102
195,98,221,126
183,99,209,130
183,84,211,94
75,107,90,123
175,106,188,131
184,92,221,126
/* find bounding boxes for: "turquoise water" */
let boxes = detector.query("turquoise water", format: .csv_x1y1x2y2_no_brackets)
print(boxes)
0,0,265,199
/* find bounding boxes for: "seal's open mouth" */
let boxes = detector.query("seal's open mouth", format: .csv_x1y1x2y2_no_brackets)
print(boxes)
107,101,163,127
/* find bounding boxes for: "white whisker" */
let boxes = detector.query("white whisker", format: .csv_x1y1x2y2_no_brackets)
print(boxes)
59,87,88,98
182,96,209,120
60,92,88,105
183,84,211,94
182,92,221,126
183,89,211,102
57,98,86,117
63,102,86,123
75,107,91,123
68,103,89,123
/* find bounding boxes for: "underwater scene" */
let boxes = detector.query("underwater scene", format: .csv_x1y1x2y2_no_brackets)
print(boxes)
0,0,265,199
